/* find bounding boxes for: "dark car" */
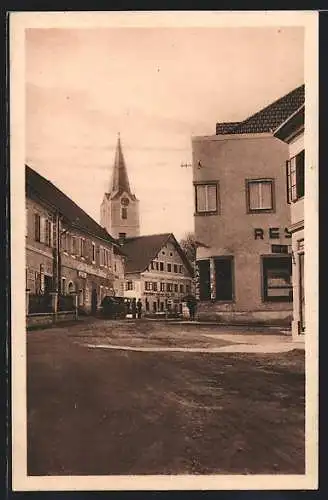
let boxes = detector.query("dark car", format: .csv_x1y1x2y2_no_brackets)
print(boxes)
100,296,127,319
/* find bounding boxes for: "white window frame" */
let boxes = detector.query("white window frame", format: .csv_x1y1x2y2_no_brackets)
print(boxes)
246,179,275,213
194,182,219,214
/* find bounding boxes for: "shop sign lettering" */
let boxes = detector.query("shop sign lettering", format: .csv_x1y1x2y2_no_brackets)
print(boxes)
254,227,292,240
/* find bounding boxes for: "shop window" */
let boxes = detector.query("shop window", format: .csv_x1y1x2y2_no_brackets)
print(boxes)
214,257,234,301
262,256,292,302
198,260,211,300
286,149,305,203
34,213,41,242
246,179,274,213
153,302,157,312
194,182,218,214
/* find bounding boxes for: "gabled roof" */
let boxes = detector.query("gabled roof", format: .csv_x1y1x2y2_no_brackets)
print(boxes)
121,233,193,275
26,164,121,249
216,84,305,136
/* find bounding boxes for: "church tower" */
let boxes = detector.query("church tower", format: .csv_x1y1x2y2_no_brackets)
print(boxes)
100,134,140,239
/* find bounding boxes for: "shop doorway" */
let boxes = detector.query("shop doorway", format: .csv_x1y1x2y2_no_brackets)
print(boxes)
214,257,234,301
299,253,305,333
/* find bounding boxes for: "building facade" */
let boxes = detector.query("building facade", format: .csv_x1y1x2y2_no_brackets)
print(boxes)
122,233,193,314
26,165,125,314
274,104,305,338
191,85,304,325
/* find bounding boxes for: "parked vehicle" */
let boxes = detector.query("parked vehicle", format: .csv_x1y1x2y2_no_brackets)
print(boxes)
100,296,126,319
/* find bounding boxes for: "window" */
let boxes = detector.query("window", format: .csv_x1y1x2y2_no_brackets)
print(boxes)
271,244,289,254
160,282,165,292
174,284,178,292
173,264,178,273
150,261,155,270
286,150,305,203
179,265,183,274
166,283,173,292
246,179,274,212
119,232,126,240
34,213,41,241
126,281,133,291
44,219,52,246
194,182,218,214
92,243,96,262
72,236,78,255
121,207,127,219
61,277,66,295
159,262,164,271
153,282,158,292
80,238,85,257
262,256,292,302
155,262,159,271
180,284,184,294
167,263,172,272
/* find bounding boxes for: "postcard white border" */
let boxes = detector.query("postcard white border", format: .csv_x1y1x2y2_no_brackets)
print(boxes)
10,10,318,491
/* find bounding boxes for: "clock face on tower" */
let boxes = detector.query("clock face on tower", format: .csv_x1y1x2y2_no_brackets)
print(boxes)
121,197,130,206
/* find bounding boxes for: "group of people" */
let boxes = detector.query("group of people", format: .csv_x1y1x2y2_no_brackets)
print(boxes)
127,295,197,321
129,298,142,319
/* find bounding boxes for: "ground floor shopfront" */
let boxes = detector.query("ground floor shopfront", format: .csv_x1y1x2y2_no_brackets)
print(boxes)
195,252,293,325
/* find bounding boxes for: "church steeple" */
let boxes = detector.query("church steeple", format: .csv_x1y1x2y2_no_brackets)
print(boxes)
100,133,140,239
109,133,132,195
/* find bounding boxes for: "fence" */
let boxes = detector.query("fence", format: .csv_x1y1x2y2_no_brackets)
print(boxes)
28,293,53,314
58,294,75,312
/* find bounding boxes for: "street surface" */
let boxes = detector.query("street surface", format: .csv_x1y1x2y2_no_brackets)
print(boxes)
27,319,305,475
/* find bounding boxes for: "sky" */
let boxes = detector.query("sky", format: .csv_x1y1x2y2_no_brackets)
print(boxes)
25,25,304,240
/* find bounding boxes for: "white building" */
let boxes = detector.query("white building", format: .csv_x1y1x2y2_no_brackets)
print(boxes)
274,104,305,339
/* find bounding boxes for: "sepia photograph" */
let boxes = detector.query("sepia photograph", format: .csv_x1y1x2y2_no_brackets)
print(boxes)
10,11,318,491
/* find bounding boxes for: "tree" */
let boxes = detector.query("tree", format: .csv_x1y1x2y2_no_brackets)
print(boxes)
179,232,197,265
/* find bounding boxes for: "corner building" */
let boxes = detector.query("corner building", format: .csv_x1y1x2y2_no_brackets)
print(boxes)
192,85,304,325
274,104,305,338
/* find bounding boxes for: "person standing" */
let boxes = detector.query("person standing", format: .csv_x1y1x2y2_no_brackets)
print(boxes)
131,298,137,319
137,298,142,319
186,295,197,321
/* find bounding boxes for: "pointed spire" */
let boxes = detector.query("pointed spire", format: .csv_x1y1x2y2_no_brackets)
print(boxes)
109,133,132,195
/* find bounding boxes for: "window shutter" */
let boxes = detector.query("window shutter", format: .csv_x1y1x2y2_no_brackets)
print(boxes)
286,161,291,204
